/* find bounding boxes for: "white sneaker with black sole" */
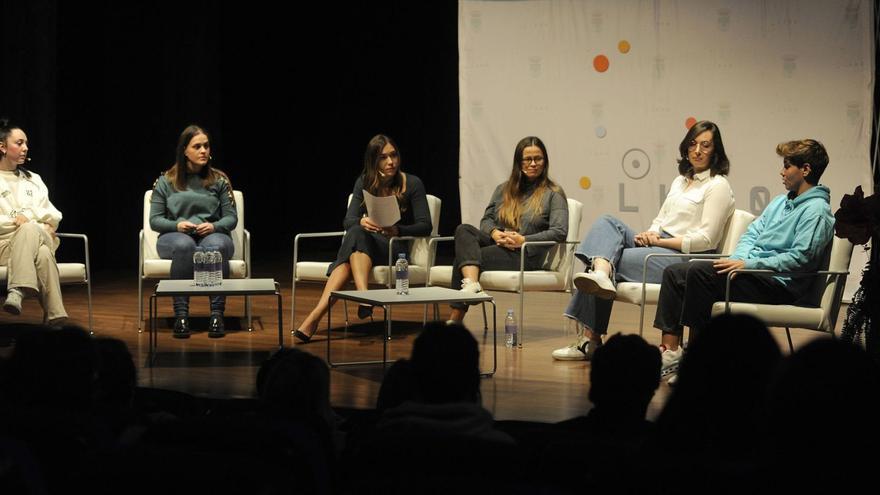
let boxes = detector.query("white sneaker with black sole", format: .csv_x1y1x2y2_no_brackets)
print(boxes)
659,345,683,378
572,272,616,300
552,335,602,361
460,278,483,294
3,289,23,315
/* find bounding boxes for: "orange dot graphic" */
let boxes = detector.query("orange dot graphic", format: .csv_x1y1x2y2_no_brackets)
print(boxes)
593,55,609,72
579,176,592,190
685,117,697,129
618,40,631,54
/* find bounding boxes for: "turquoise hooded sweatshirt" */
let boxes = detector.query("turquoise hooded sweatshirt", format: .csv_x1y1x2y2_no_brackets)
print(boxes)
730,185,834,291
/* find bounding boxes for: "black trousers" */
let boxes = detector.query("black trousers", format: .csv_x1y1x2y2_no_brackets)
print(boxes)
653,261,797,337
450,224,545,310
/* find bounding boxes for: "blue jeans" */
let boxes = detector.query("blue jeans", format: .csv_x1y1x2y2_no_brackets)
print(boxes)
157,232,234,316
563,214,686,335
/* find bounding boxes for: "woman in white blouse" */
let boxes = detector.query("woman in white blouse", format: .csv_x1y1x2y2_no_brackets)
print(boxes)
552,121,734,361
0,119,66,324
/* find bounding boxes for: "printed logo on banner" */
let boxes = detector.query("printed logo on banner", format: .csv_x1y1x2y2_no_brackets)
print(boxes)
718,103,731,124
750,187,770,215
621,148,651,180
592,11,604,33
653,57,665,81
782,55,797,78
470,101,483,120
845,3,859,30
846,102,861,126
717,8,731,31
470,10,482,32
529,56,542,78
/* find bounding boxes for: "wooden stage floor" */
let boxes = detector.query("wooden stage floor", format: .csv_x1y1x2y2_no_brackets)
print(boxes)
0,270,843,424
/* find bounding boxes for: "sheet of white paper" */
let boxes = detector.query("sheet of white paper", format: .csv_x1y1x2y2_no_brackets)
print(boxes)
362,190,401,227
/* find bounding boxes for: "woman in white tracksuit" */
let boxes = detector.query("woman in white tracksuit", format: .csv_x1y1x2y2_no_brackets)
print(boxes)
0,119,66,324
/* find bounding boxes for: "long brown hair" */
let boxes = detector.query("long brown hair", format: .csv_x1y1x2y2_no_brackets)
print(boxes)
164,124,232,196
361,134,406,199
497,136,560,231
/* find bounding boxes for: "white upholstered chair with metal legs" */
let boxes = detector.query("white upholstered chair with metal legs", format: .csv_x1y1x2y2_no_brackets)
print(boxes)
138,190,251,331
290,194,441,332
614,208,756,336
711,236,853,352
426,198,584,346
1,232,93,332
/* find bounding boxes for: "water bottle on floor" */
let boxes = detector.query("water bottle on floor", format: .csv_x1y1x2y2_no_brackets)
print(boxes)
505,309,518,347
395,253,409,295
193,247,205,286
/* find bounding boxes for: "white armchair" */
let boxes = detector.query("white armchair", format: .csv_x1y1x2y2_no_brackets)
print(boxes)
290,194,441,331
1,232,92,332
711,236,853,352
138,190,251,330
427,198,584,346
614,208,756,336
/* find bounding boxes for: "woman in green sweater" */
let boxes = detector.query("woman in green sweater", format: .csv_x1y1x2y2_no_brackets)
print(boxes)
150,125,237,339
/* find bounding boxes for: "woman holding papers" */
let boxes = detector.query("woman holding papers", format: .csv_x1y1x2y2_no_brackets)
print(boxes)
294,134,432,343
447,136,568,324
150,124,237,339
0,118,67,325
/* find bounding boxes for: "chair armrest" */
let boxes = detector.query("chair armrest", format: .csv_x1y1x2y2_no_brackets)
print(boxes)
243,229,252,278
519,240,574,272
292,231,346,279
721,267,850,309
55,232,91,283
426,236,455,282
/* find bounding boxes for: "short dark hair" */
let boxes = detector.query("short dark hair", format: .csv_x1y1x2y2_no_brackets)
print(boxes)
776,139,829,185
677,120,730,178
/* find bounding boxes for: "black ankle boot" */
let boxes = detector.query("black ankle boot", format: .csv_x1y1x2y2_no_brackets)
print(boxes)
173,316,191,339
208,314,225,338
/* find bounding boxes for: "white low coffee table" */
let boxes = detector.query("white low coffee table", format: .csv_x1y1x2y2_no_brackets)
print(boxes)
327,286,497,376
148,278,283,365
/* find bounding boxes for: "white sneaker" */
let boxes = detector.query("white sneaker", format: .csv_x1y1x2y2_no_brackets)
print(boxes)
659,345,683,377
3,289,23,315
572,272,616,300
551,335,602,361
460,278,483,294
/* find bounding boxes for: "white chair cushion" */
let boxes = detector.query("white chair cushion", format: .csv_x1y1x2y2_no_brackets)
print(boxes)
296,262,427,286
615,282,661,305
0,264,86,285
429,265,454,288
143,259,248,279
711,302,827,330
479,270,567,292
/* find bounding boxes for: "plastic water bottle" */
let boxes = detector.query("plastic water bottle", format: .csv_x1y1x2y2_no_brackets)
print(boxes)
505,310,518,347
214,249,223,286
193,248,205,286
395,253,409,295
204,250,217,287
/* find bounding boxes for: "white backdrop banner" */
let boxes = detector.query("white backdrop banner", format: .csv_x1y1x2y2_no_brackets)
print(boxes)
459,0,875,299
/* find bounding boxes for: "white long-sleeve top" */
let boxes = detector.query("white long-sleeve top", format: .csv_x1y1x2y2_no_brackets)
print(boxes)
0,169,63,242
648,170,735,254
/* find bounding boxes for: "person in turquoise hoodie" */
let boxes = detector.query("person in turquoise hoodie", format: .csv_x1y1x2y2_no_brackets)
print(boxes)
652,139,834,378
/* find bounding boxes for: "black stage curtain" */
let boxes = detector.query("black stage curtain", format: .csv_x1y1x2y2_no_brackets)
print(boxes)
1,0,459,272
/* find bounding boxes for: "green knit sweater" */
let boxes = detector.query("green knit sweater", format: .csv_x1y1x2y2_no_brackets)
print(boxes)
149,174,238,234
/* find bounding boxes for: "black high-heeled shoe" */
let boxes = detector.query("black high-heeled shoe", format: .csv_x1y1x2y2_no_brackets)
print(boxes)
208,314,225,339
173,316,191,339
293,329,313,344
357,304,374,320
